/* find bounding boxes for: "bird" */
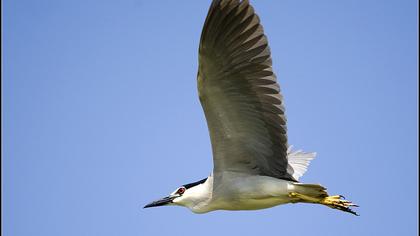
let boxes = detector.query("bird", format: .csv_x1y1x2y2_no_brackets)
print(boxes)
144,0,358,215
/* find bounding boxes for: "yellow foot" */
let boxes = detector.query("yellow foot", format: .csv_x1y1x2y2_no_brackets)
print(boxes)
288,192,359,216
321,195,359,216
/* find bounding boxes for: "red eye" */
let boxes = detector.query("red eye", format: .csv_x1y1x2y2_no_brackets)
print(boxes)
177,187,186,194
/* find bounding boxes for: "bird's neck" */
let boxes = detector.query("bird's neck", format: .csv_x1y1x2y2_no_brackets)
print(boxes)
181,176,214,213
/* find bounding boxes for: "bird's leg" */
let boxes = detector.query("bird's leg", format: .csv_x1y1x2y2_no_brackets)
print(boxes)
288,192,320,203
288,192,359,216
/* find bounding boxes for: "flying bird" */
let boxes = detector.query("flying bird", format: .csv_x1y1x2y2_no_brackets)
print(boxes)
144,0,358,215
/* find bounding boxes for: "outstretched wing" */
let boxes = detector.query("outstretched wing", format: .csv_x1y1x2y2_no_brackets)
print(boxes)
198,0,295,181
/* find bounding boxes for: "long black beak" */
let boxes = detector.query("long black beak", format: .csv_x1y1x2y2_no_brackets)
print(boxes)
144,196,175,208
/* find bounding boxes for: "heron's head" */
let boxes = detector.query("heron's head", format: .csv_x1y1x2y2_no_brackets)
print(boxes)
144,178,210,211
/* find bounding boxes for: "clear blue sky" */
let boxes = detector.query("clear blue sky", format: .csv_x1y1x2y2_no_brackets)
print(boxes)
3,0,418,235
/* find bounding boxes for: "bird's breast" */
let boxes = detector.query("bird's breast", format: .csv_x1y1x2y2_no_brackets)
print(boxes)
205,172,295,211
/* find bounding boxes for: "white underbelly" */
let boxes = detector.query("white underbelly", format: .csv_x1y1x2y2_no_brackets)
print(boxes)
198,172,295,212
217,196,291,211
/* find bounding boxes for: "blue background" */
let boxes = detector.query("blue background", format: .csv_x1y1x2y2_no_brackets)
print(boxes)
3,0,418,235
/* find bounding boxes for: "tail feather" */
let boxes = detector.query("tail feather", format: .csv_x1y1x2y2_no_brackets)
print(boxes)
286,146,316,181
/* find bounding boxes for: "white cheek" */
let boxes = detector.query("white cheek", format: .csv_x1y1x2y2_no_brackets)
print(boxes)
172,196,184,204
173,194,191,206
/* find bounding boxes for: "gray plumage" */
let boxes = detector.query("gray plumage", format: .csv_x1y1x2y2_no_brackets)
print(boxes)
198,0,294,181
144,0,358,216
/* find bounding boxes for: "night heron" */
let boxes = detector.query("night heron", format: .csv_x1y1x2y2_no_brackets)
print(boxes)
144,0,358,215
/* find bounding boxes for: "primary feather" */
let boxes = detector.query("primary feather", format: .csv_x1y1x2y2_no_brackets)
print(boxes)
198,0,294,181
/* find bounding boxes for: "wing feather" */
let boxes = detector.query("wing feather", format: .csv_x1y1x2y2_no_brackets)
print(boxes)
198,0,295,181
